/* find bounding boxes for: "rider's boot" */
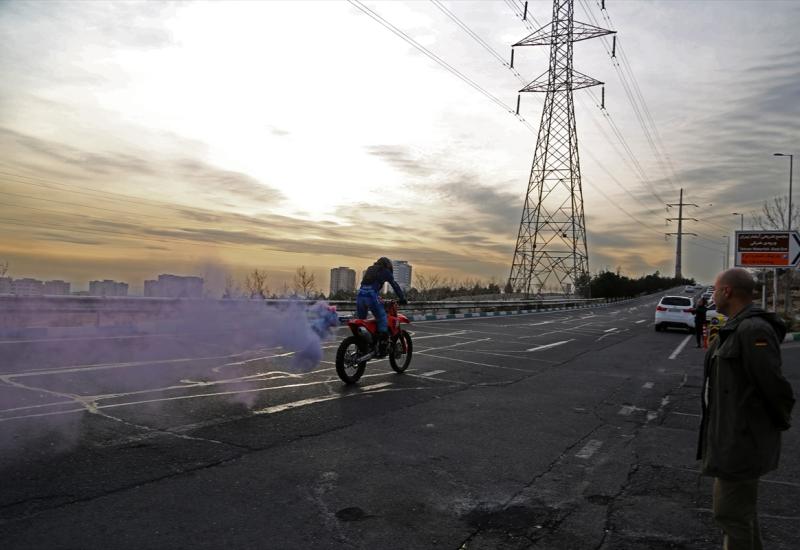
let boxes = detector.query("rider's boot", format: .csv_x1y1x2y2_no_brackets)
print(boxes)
377,331,389,358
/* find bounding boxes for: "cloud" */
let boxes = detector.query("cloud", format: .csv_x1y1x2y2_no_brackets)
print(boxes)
0,127,286,208
365,145,436,178
172,159,285,205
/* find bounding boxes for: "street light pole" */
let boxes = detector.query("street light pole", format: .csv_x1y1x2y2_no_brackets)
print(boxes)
722,235,730,269
773,153,794,316
773,153,794,231
731,212,744,230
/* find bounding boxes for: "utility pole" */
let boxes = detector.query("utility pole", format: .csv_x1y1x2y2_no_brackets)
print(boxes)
507,0,614,296
666,188,697,280
722,235,730,270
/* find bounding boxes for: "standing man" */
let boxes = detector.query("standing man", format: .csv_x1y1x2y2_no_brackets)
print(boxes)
694,296,708,348
697,268,794,549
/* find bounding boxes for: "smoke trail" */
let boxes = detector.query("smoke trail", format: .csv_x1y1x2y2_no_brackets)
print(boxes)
0,297,343,456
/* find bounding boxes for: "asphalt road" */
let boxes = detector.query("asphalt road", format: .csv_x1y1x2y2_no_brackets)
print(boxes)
1,294,798,549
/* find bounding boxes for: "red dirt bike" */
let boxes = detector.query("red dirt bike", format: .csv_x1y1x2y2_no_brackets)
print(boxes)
335,299,413,384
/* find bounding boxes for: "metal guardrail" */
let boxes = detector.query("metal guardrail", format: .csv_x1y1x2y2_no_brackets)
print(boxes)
0,294,633,331
326,297,612,316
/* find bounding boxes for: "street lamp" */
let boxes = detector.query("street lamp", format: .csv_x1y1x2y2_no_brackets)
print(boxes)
773,153,794,316
773,153,794,232
731,212,744,230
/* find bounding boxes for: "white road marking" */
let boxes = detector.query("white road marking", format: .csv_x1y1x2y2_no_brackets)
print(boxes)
526,339,573,352
254,382,393,414
1,347,290,378
603,327,618,333
642,382,654,389
669,335,693,360
635,320,647,324
420,370,446,377
410,331,469,340
595,328,629,342
528,321,554,326
417,338,491,353
575,439,603,459
416,352,531,373
672,411,700,418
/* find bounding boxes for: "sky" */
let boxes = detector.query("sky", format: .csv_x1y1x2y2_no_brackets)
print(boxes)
1,0,798,295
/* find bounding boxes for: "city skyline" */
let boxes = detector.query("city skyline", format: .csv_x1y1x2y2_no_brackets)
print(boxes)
1,1,798,289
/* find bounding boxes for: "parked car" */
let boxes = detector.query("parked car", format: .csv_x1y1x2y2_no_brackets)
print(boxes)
655,295,695,332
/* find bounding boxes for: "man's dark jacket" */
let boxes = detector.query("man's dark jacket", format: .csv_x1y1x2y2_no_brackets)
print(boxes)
697,304,794,480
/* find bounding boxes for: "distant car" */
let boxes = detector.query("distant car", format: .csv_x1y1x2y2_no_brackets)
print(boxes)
684,285,695,293
655,295,695,332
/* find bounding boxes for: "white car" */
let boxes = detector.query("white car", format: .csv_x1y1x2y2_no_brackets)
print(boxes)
655,295,695,332
684,285,695,293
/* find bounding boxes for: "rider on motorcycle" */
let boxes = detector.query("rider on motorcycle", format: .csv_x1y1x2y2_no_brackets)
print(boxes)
356,257,407,357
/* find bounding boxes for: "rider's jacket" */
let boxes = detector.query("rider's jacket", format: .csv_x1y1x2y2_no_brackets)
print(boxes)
359,265,405,301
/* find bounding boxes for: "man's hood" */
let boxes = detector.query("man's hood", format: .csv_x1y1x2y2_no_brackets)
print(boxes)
724,304,787,340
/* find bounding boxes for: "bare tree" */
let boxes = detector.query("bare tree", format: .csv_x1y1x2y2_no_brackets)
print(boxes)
414,272,441,300
293,266,316,298
753,196,799,231
244,269,269,299
753,197,799,318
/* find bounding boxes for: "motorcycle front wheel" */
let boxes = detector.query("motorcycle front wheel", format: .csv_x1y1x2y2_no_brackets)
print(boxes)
389,330,412,373
336,335,367,384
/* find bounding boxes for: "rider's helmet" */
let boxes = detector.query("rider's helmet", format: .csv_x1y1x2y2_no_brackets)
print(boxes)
377,257,393,272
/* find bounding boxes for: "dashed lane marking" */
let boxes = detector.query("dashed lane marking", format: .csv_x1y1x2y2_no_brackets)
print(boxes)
420,370,447,377
526,339,574,352
669,335,693,360
642,382,654,389
416,352,531,373
635,320,647,324
254,382,393,414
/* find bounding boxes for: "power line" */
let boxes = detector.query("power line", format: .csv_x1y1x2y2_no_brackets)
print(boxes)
348,0,536,132
503,0,537,31
430,0,527,85
580,0,680,193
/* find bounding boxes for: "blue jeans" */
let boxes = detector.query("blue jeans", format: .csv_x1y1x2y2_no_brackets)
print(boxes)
356,288,387,333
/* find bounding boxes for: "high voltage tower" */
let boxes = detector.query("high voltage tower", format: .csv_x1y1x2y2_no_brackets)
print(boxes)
507,0,614,296
665,188,698,280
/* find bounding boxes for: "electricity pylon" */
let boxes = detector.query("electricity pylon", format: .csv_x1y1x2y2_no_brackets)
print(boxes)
666,188,698,280
507,0,614,296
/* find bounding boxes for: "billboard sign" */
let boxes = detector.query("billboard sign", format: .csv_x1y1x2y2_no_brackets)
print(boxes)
734,230,800,268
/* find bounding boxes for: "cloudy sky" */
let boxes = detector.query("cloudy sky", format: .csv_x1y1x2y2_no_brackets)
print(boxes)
1,0,798,294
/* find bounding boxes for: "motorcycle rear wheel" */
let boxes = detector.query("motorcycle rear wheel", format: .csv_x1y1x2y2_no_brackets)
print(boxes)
336,335,367,384
389,330,412,373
